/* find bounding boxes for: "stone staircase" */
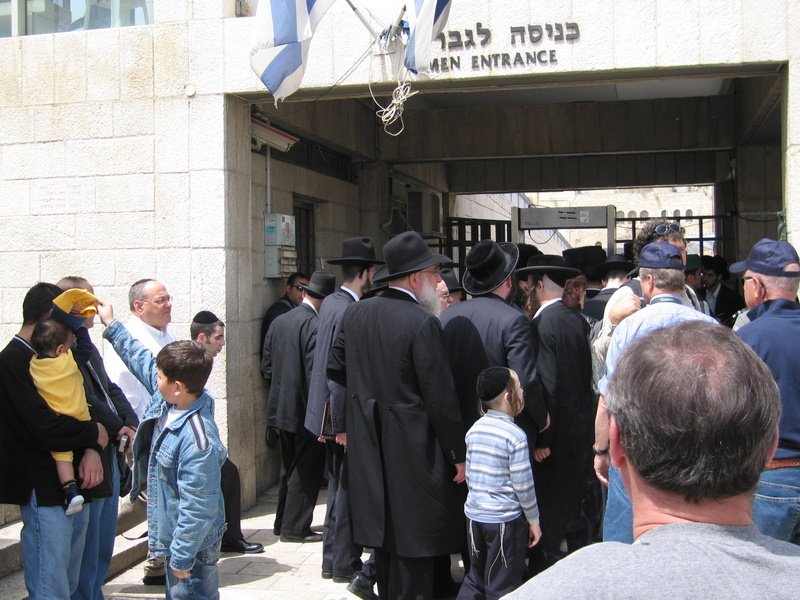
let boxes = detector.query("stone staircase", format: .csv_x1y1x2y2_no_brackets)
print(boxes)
0,498,149,594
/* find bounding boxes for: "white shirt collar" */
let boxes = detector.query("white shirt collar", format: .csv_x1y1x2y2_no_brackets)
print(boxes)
302,297,318,315
389,286,417,301
341,285,360,302
533,298,562,320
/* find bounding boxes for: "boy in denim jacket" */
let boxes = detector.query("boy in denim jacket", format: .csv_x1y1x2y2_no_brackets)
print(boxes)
98,302,226,600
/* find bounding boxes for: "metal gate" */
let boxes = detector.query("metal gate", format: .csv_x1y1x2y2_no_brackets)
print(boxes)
440,217,512,275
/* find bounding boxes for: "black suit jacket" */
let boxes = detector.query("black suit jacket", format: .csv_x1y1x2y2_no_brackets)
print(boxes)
0,337,99,506
327,288,466,557
304,289,355,436
583,287,616,321
262,302,318,433
703,284,745,327
259,295,295,361
440,294,547,432
80,348,139,498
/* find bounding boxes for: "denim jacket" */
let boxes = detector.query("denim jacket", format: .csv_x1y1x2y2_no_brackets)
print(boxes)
103,320,227,571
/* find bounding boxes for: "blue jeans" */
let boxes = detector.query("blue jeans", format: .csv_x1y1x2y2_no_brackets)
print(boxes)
602,465,634,543
73,455,120,600
753,467,800,545
21,489,91,599
165,541,221,600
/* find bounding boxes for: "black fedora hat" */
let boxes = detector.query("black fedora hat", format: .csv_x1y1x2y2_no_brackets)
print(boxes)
327,237,384,265
562,246,607,279
440,268,463,293
373,231,452,283
595,254,635,280
515,255,581,287
299,271,336,299
462,240,519,295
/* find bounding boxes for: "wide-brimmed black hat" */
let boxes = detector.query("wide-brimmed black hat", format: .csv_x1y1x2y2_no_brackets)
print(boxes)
327,237,384,265
462,240,519,295
373,231,451,283
440,268,463,293
299,271,336,299
515,255,581,287
595,254,635,280
562,246,607,279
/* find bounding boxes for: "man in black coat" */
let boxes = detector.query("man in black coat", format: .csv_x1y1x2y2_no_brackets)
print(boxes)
440,240,548,437
262,271,335,542
327,231,466,600
304,238,382,594
517,256,600,574
0,282,108,599
701,255,744,327
582,254,634,321
258,271,308,361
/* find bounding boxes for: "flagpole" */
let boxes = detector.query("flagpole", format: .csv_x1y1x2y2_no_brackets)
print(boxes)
343,0,380,39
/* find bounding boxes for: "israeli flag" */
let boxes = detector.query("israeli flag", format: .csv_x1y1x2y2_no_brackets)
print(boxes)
404,0,452,74
250,0,338,103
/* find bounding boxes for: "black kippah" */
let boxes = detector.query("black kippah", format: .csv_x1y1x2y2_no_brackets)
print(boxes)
476,367,511,402
192,310,219,324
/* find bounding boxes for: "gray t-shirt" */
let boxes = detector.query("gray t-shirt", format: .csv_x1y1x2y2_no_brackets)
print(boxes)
503,523,800,599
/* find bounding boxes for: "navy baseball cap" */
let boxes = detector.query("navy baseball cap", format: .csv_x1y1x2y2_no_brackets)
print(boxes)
730,238,800,277
636,241,684,272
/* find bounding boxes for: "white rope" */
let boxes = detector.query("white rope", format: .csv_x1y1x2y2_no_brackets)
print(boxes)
367,18,418,137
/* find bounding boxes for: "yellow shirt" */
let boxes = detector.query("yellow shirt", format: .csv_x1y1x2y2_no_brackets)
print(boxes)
30,351,90,463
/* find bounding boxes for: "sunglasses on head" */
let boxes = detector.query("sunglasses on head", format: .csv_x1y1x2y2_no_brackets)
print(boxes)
654,223,683,236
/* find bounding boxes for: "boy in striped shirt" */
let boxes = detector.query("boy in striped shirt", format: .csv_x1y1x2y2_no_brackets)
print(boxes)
459,367,541,600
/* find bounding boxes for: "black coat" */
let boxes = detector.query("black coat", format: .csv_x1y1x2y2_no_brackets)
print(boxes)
327,288,466,557
582,287,616,321
0,337,99,506
440,294,547,432
702,284,745,327
262,303,318,434
304,289,355,437
531,302,596,520
81,348,139,498
259,295,295,361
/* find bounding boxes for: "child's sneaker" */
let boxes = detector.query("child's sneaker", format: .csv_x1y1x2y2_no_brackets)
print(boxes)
63,480,84,516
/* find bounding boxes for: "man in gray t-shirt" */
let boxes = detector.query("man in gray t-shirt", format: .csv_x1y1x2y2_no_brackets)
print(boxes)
505,322,800,599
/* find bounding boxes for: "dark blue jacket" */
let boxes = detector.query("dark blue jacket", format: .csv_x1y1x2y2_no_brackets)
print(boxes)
738,299,800,460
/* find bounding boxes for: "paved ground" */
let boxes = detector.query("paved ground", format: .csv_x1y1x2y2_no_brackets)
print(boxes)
102,487,369,600
0,486,463,599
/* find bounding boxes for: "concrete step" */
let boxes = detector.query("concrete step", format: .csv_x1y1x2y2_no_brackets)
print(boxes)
0,497,149,597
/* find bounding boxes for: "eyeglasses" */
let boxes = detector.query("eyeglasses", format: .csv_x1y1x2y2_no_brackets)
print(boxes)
289,284,306,290
419,267,441,277
143,295,171,306
654,223,683,236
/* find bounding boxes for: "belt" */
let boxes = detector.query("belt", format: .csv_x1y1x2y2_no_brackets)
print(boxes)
766,458,800,470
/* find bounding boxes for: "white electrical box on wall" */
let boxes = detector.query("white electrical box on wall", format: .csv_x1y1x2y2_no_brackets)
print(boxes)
264,213,297,278
264,213,296,246
265,246,298,279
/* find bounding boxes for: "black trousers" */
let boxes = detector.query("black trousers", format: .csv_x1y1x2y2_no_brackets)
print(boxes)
322,441,368,577
220,458,243,543
274,428,326,536
375,548,434,600
459,516,528,600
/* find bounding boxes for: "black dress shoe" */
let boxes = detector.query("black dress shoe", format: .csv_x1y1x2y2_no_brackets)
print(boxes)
280,531,323,543
332,572,354,583
347,573,378,600
221,538,265,554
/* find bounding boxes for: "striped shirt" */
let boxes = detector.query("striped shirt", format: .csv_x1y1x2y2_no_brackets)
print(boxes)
464,410,539,525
